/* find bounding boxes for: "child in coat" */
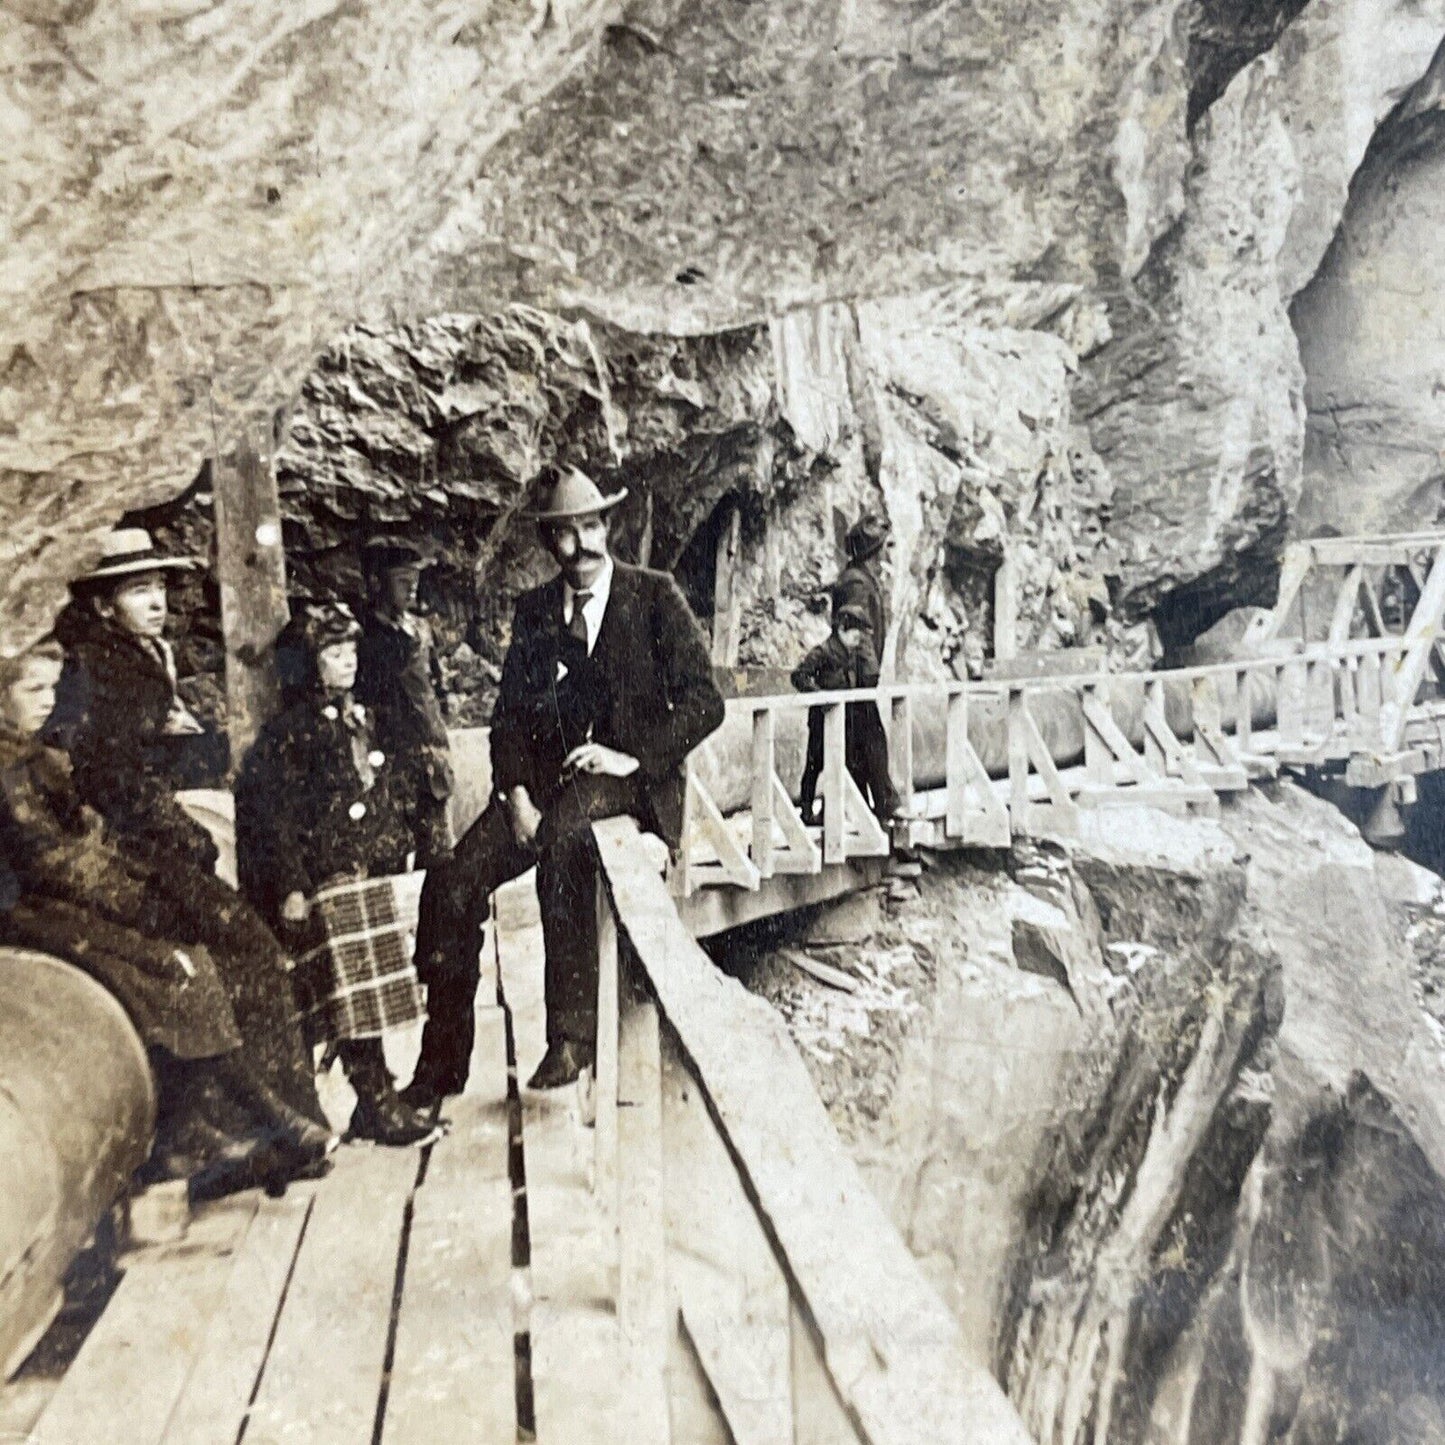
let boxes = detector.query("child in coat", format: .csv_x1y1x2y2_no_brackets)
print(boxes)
792,602,899,823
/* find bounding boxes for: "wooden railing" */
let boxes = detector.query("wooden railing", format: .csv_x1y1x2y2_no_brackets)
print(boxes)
676,631,1445,891
590,817,1033,1444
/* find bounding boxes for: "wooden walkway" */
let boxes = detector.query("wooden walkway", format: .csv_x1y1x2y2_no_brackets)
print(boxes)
15,527,1445,1443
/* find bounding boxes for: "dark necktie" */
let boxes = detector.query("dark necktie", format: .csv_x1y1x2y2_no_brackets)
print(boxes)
568,590,592,648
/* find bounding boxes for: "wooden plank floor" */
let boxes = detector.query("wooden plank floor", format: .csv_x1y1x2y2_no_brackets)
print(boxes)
498,920,622,1445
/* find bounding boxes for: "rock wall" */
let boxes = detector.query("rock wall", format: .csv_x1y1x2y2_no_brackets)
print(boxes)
7,0,1445,668
741,786,1445,1442
1293,61,1445,540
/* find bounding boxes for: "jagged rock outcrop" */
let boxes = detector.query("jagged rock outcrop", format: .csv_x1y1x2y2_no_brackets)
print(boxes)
744,787,1445,1442
1293,49,1445,540
7,0,1445,666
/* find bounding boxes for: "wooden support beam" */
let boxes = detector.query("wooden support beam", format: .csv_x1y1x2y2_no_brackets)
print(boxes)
752,709,777,879
890,694,915,816
942,689,1009,846
765,772,822,875
711,504,744,669
821,703,848,865
615,979,671,1444
1247,542,1312,644
684,772,762,892
1380,543,1445,750
1328,564,1365,644
594,876,621,1208
213,430,289,762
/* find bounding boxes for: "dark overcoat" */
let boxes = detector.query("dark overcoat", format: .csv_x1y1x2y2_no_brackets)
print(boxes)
489,563,725,848
829,561,887,656
791,633,881,693
235,693,418,931
355,610,455,861
45,619,222,874
0,729,240,1060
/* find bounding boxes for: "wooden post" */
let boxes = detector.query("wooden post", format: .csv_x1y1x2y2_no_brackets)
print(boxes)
712,504,744,669
890,693,914,817
752,708,777,879
594,876,620,1206
1007,688,1030,834
213,429,288,762
944,690,969,838
993,553,1017,663
821,703,847,865
615,974,670,1444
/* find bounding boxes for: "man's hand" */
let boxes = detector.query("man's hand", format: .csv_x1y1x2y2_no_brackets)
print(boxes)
507,786,544,848
281,891,310,924
563,743,640,779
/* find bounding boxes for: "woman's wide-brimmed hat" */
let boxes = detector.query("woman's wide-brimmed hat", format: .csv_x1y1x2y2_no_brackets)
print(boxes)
77,528,198,584
521,466,628,521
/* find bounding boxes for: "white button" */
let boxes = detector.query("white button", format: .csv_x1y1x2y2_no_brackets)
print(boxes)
348,801,367,821
368,750,385,767
322,705,339,721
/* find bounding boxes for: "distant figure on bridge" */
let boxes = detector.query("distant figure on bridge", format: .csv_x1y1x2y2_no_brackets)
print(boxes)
830,511,891,661
236,603,434,1148
0,638,331,1200
404,467,725,1102
45,528,227,876
356,536,456,869
792,601,898,824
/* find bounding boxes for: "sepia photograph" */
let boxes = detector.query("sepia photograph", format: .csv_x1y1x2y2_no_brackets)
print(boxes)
3,1,1445,1440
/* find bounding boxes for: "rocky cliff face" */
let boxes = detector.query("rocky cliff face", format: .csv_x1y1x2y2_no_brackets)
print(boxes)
7,0,1445,671
743,787,1445,1443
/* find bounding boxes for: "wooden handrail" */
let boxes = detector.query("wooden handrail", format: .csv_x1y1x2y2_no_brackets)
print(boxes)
592,818,1033,1445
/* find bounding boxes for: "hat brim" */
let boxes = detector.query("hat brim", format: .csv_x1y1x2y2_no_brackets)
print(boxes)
79,556,198,582
521,487,629,521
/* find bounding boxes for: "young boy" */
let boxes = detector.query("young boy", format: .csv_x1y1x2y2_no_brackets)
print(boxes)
792,602,899,823
354,537,455,868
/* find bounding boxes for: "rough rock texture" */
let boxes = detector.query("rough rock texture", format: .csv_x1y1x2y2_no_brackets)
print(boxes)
137,294,1131,719
1078,0,1445,637
744,787,1445,1442
7,0,1445,664
1293,55,1445,540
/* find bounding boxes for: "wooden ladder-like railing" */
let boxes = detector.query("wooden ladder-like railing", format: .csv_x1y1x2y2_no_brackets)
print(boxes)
589,817,1034,1445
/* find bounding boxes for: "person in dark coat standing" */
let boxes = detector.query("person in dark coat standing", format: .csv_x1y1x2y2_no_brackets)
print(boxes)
792,602,898,822
46,528,225,875
0,639,331,1199
355,537,455,869
830,511,891,663
236,602,433,1147
403,467,725,1105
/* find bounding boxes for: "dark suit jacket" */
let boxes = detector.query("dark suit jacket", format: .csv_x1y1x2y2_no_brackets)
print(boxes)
830,561,886,654
489,563,725,847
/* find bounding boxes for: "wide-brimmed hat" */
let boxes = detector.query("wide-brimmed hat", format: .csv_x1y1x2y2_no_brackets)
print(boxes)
77,528,197,584
521,466,628,521
360,535,433,571
845,512,890,563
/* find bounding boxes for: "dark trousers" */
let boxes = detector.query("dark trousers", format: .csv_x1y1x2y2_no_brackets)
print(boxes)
411,774,644,1091
798,702,898,821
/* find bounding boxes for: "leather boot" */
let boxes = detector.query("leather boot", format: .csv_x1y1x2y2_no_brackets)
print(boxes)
213,1056,335,1160
341,1039,433,1147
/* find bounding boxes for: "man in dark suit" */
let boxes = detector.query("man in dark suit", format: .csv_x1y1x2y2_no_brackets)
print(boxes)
404,467,725,1098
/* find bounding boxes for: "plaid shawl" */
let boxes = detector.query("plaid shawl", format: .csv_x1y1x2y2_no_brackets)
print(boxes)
296,874,426,1042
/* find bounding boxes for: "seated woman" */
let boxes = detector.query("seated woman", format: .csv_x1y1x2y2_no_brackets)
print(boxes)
46,527,226,875
236,603,433,1147
46,528,324,1128
0,639,332,1200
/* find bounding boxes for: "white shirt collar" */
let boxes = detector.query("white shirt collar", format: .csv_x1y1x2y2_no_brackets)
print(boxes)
562,556,614,654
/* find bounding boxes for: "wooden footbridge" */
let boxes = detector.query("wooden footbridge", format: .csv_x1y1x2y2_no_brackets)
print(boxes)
8,529,1445,1445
